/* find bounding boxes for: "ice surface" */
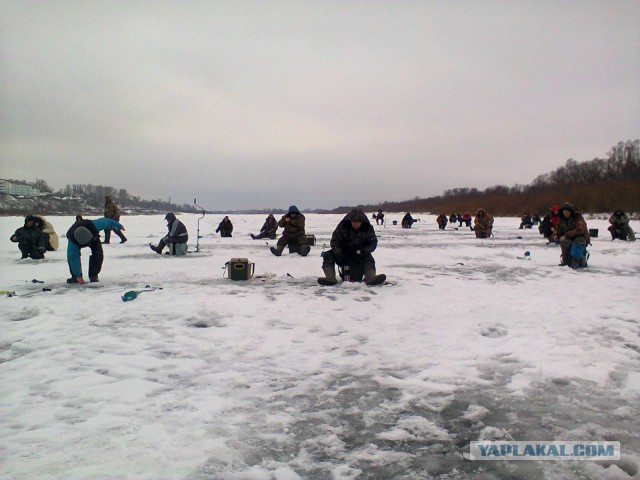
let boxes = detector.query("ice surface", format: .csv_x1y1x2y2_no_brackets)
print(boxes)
1,213,638,479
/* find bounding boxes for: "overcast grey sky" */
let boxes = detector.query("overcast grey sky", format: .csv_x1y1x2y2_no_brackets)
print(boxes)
1,1,638,210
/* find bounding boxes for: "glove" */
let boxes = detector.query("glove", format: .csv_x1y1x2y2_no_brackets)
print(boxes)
344,241,355,250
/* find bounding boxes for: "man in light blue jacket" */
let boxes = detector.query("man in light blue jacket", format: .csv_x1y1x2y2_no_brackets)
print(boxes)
66,216,125,284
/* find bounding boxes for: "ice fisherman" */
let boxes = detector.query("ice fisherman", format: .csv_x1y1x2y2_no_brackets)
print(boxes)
436,213,448,230
474,208,494,238
251,214,278,240
317,208,386,286
519,211,534,229
608,209,635,241
66,216,125,284
103,196,127,244
10,215,49,259
150,213,189,255
401,212,415,228
554,203,590,268
270,205,310,256
216,216,233,237
539,205,561,242
461,211,472,227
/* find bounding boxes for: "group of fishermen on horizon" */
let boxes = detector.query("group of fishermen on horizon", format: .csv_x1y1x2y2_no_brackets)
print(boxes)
9,195,636,285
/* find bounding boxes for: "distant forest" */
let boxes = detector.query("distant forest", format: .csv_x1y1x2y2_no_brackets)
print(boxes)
12,139,639,216
332,140,640,215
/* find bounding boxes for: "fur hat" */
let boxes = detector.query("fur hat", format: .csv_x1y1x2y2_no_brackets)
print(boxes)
560,203,575,213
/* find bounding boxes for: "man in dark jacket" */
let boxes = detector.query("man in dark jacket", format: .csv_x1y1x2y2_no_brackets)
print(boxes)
67,216,125,283
216,216,233,237
376,210,384,225
10,215,48,259
251,214,278,240
608,209,635,241
539,205,561,242
401,212,415,229
519,212,533,229
150,213,189,255
554,203,590,268
103,196,127,244
436,213,448,230
270,205,310,256
318,208,386,286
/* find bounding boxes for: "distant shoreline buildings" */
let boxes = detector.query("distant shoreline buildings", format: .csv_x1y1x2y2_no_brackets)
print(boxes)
0,179,42,197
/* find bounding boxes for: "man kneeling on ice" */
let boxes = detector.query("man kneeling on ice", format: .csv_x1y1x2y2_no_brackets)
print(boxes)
318,208,386,286
66,216,125,284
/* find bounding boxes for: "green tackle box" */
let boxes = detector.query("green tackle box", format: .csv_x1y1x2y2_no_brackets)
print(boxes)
224,258,255,281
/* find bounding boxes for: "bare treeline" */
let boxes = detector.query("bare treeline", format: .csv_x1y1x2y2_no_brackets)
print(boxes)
337,140,640,216
58,184,199,213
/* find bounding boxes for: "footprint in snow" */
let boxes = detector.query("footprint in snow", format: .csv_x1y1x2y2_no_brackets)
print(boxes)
186,312,226,328
480,323,508,338
355,296,371,302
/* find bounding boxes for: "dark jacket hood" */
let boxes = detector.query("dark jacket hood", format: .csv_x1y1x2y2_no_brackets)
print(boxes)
344,208,369,223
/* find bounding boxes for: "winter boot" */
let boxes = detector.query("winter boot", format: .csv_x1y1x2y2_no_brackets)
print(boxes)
317,265,338,286
270,245,284,257
299,244,311,257
150,244,162,254
89,276,99,283
250,234,256,239
117,231,128,243
364,268,386,286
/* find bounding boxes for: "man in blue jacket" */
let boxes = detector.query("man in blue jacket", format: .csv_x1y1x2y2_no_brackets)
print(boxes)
66,216,125,284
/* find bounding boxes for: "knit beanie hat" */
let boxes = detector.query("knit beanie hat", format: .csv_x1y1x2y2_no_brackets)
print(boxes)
73,226,94,246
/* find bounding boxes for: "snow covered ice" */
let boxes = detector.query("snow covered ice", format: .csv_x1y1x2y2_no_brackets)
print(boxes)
1,213,639,479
